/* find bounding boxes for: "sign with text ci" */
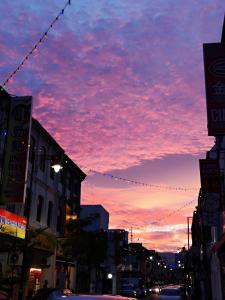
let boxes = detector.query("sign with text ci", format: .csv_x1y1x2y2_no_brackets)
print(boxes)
0,209,27,239
0,87,11,183
199,159,220,193
203,43,225,136
0,96,32,204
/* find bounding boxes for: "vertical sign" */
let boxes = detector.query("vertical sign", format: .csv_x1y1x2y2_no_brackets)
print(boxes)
0,88,11,183
199,159,221,193
203,43,225,136
199,159,221,227
0,96,32,204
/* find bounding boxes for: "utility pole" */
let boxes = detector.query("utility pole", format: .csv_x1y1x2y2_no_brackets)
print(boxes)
130,227,133,243
187,217,192,250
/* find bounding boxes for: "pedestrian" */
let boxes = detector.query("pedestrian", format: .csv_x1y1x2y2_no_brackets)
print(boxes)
43,280,48,289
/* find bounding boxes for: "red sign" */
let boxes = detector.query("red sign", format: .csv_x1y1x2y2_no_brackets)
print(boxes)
203,43,225,136
0,96,32,203
0,208,27,239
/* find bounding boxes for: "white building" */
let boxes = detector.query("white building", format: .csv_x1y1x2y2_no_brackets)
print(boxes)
80,204,109,231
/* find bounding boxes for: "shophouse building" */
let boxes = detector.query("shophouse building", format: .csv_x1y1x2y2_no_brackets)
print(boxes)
0,93,86,299
25,118,86,295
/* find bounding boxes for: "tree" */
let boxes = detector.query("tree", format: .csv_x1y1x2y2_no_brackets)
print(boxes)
60,216,108,293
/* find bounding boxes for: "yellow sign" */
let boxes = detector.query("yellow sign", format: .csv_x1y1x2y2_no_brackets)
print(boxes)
0,209,26,239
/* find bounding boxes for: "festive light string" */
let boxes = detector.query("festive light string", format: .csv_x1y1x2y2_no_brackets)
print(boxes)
149,198,196,225
85,168,199,192
1,0,71,88
82,190,196,225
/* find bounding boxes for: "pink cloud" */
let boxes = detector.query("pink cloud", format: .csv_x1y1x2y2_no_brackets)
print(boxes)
1,0,224,251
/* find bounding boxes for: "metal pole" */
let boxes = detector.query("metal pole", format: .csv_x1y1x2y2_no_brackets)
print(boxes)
221,15,225,43
18,146,35,300
187,217,193,250
187,217,190,250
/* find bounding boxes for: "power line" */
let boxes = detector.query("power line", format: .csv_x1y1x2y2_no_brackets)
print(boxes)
2,0,71,88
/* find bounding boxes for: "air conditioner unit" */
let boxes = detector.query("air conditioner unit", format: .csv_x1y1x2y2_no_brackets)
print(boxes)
8,252,23,266
41,257,50,268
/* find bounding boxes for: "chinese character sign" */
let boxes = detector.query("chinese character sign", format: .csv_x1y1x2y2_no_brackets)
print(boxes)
0,96,32,204
203,43,225,136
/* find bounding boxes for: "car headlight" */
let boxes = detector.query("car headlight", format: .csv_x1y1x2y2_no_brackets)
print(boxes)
155,288,160,293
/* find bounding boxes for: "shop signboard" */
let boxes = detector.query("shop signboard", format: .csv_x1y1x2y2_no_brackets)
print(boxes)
202,212,220,227
0,96,32,204
0,208,27,239
199,159,220,193
29,232,55,253
0,87,11,182
201,193,220,226
203,43,225,136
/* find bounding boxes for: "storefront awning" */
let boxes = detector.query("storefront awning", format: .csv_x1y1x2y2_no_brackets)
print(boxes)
56,256,75,266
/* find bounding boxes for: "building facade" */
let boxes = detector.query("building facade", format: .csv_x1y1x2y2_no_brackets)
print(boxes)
0,110,86,299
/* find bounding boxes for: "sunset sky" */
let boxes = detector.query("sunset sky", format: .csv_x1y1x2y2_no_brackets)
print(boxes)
1,0,225,252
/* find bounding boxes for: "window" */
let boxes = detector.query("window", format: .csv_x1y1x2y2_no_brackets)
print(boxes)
56,206,62,232
50,164,55,180
47,201,53,227
24,188,30,217
39,146,46,172
66,172,71,189
60,170,64,184
36,195,43,222
29,136,35,163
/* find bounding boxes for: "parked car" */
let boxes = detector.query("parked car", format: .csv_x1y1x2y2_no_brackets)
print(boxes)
159,286,184,300
119,284,137,298
148,285,161,295
64,295,136,300
134,287,146,298
31,288,64,300
63,288,74,296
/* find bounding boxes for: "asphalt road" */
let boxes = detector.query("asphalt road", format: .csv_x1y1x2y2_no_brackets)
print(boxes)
142,295,159,300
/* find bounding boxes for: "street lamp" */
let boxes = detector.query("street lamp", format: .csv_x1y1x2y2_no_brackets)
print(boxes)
107,273,113,279
51,163,63,173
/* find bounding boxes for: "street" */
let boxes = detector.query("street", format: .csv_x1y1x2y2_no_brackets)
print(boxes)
141,296,159,300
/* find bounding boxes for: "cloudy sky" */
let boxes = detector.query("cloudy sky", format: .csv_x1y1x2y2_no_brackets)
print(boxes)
1,0,225,251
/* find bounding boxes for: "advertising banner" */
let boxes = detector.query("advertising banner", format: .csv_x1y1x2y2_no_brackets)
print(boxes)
199,159,221,193
0,88,11,183
203,43,225,136
0,96,32,204
0,208,27,239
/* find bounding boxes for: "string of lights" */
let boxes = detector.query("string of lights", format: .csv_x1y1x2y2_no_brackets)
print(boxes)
2,0,71,88
86,168,199,192
149,198,196,224
82,188,196,225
